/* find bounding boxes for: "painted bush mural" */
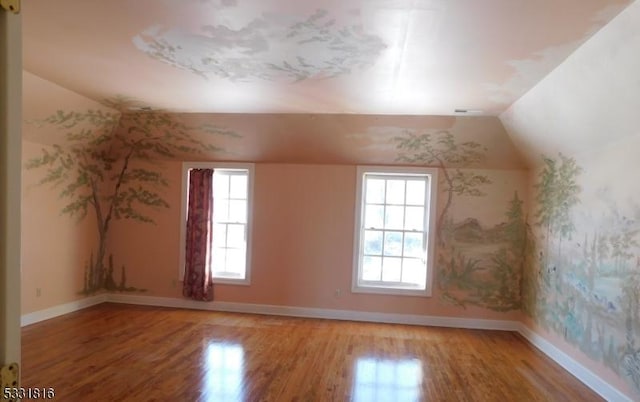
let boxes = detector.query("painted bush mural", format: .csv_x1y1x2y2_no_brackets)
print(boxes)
524,152,640,394
394,130,529,311
26,99,238,294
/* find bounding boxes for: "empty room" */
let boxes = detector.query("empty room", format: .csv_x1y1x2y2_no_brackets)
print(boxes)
2,0,640,400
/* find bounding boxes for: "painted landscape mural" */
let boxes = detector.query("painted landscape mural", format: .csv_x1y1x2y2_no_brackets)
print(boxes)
523,152,640,394
393,130,528,311
26,99,238,294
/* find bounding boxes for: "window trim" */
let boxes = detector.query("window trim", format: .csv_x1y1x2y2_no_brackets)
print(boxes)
352,165,438,297
179,161,255,285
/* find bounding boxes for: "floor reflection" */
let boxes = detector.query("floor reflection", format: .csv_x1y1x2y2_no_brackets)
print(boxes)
352,356,423,402
202,342,245,402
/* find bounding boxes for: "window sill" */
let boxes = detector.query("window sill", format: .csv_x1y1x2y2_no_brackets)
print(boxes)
213,276,251,286
351,284,431,297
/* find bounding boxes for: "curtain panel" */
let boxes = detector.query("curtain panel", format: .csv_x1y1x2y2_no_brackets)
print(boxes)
183,168,214,301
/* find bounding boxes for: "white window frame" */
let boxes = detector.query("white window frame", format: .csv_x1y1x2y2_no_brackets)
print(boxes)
179,162,255,285
352,166,438,297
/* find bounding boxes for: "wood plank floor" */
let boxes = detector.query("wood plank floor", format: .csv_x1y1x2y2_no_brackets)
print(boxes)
22,303,602,402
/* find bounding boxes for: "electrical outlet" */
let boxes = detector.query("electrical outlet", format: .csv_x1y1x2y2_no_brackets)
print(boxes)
36,288,41,297
334,288,342,297
171,280,177,288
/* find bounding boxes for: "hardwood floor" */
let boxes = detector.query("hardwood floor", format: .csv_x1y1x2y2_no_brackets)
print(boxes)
22,303,602,402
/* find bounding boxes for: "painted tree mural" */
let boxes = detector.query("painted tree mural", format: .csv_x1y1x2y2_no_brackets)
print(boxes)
394,130,491,244
525,152,640,395
534,153,582,282
26,100,238,294
393,130,528,311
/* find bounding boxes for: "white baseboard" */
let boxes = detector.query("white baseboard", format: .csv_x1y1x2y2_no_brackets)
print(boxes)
21,294,108,327
106,293,520,331
518,323,631,402
20,293,630,401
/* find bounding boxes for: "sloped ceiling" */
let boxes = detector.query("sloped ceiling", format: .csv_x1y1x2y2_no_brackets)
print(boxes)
500,0,640,166
23,0,632,116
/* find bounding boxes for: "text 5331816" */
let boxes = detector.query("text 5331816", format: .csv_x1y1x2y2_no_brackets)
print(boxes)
3,387,55,400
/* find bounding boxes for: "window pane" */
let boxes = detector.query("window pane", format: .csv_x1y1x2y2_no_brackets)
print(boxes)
227,224,245,249
386,180,405,204
214,173,230,197
362,256,382,281
405,206,424,231
404,233,424,258
212,248,227,272
382,257,401,282
226,249,246,275
384,206,404,230
365,178,385,204
363,230,383,255
213,223,227,247
229,200,247,223
406,180,425,205
402,258,426,287
383,231,403,256
229,174,247,199
215,199,229,221
364,205,384,229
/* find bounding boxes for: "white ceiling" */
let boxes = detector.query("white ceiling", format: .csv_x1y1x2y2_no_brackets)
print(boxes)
22,0,633,116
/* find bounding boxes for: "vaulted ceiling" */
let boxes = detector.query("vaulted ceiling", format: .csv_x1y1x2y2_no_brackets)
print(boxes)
22,0,632,116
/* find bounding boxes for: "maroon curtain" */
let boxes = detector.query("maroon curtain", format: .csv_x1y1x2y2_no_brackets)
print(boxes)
183,168,214,301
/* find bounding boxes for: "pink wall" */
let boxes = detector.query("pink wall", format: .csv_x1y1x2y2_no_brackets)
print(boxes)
110,162,525,321
21,141,99,313
21,71,116,314
21,69,528,319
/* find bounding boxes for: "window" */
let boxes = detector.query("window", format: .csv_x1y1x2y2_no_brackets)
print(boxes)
180,162,254,284
352,166,437,296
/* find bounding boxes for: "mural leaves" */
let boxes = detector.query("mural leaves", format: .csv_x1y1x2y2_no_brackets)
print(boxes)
393,130,525,311
26,98,240,295
526,152,640,394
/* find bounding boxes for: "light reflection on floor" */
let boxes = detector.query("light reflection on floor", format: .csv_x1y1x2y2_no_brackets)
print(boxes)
352,356,423,402
202,342,245,402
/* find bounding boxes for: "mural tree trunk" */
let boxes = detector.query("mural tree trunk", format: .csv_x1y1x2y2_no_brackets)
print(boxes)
394,130,491,245
534,153,581,291
534,156,557,273
26,101,239,294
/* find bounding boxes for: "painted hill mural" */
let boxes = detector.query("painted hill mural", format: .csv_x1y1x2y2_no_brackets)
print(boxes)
393,130,528,312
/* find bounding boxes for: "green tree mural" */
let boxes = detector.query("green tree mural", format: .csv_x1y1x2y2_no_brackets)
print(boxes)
505,192,527,251
528,152,640,395
534,153,582,273
554,154,582,258
445,192,529,311
394,130,491,244
393,130,528,311
622,267,640,391
26,101,239,294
